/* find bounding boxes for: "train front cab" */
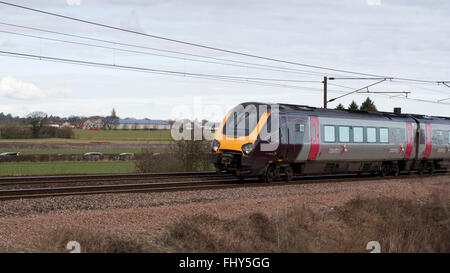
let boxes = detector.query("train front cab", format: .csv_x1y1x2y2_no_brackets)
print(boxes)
211,105,278,179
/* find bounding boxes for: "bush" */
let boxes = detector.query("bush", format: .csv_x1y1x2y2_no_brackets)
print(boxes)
135,151,183,173
0,125,32,139
55,127,74,138
135,141,212,173
39,126,58,138
0,125,74,139
175,140,211,171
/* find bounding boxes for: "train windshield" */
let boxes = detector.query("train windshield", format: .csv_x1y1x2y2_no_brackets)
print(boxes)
222,104,265,137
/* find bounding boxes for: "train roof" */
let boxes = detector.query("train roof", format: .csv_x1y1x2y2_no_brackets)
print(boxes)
239,102,450,124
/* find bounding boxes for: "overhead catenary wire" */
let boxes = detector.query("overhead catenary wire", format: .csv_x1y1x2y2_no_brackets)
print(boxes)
328,82,450,105
1,50,448,106
1,1,449,109
0,50,327,90
1,1,448,84
389,79,450,96
327,79,388,102
0,50,368,98
0,21,350,79
3,26,449,100
0,30,326,83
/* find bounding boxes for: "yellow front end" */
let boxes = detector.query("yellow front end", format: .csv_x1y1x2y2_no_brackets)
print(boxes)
212,110,271,155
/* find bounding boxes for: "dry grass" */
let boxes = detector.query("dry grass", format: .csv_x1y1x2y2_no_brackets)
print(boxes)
334,192,450,252
33,228,157,253
163,192,449,253
32,193,449,253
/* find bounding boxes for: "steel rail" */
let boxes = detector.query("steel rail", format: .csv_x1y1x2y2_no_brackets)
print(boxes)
0,171,231,186
0,172,447,201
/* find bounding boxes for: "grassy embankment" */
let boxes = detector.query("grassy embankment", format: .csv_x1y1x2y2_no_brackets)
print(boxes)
27,193,450,253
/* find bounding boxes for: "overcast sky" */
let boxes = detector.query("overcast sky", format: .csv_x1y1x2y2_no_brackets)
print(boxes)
0,0,449,121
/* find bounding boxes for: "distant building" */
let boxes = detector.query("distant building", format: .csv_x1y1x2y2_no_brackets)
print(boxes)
82,117,170,130
44,122,75,129
114,119,170,130
46,123,61,128
82,117,104,130
61,122,74,128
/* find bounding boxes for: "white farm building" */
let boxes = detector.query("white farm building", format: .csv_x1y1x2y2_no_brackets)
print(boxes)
82,118,170,130
114,119,170,130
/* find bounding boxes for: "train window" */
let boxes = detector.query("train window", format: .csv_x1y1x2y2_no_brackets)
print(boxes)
259,116,272,141
391,128,403,144
222,104,262,137
432,130,447,145
339,126,350,143
379,128,389,143
287,120,304,144
367,127,377,143
324,125,335,142
353,127,364,143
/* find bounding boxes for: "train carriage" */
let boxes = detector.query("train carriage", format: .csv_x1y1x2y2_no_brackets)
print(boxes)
211,102,450,181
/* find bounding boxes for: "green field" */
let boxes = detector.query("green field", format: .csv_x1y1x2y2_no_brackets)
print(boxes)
0,129,173,143
11,148,164,155
0,161,136,176
73,129,172,142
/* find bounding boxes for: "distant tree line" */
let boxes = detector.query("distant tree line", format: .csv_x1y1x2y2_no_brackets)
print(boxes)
0,111,76,139
0,112,85,126
335,97,378,112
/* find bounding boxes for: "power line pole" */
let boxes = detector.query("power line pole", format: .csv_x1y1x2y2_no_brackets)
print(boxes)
323,76,328,108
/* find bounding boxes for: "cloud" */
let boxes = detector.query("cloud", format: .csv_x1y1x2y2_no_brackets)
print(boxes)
0,76,70,100
2,0,449,117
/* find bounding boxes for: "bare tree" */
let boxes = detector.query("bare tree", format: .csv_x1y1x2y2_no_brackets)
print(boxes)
27,111,47,138
103,108,120,130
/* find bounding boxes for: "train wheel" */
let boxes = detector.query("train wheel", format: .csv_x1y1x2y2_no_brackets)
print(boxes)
392,165,400,176
285,167,293,182
264,166,275,183
380,164,389,177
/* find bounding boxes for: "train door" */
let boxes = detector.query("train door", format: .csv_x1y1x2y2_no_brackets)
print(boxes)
405,122,413,158
308,116,319,160
424,124,432,158
286,116,306,161
278,116,289,160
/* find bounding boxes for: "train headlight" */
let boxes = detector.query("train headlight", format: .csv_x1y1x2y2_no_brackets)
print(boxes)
241,143,254,155
212,139,220,152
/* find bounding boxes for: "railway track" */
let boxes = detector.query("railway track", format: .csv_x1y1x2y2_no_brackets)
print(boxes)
0,171,448,201
0,171,230,187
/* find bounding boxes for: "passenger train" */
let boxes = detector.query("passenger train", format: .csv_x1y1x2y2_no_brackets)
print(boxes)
211,102,450,182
